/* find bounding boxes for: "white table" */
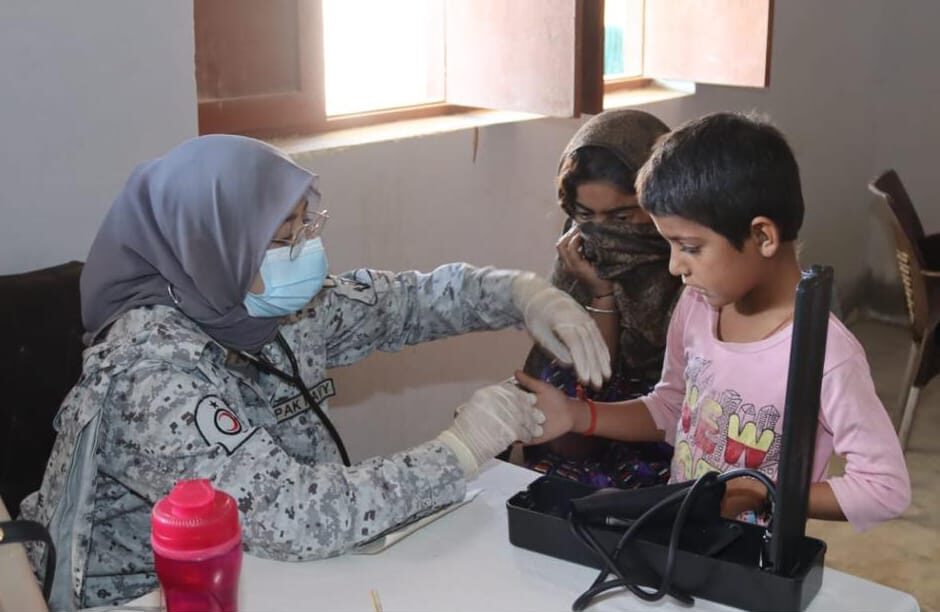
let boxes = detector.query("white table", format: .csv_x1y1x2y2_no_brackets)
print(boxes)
128,461,919,612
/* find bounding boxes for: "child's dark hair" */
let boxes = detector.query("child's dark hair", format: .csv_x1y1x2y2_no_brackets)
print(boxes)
636,112,804,249
557,146,635,216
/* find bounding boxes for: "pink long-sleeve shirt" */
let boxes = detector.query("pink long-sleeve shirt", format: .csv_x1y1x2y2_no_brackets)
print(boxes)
642,288,911,531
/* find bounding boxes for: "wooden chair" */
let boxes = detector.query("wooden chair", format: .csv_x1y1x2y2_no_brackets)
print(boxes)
868,170,940,450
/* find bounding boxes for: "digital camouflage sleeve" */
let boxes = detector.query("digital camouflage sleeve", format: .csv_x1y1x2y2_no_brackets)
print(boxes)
20,263,522,608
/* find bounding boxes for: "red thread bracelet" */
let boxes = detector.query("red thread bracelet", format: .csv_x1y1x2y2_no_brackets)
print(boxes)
576,384,598,436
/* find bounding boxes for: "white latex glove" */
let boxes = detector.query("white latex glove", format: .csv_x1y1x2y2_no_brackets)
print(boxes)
511,272,611,389
437,382,544,476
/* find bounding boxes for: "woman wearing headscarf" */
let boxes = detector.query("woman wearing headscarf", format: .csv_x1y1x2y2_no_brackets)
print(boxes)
521,110,683,487
20,135,609,609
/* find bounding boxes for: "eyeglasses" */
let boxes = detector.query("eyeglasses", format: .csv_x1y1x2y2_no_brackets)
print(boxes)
271,207,330,260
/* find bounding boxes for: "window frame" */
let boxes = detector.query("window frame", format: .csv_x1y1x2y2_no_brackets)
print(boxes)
195,0,771,138
197,0,607,137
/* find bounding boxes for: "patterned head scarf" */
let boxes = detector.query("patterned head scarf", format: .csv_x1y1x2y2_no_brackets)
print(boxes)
81,134,317,353
559,108,671,174
525,110,682,385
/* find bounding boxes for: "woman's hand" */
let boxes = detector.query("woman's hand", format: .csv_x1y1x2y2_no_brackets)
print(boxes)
514,370,580,444
511,274,611,389
437,382,542,476
556,225,614,298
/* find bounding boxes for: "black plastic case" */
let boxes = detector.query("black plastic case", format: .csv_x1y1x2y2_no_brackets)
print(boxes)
507,475,826,612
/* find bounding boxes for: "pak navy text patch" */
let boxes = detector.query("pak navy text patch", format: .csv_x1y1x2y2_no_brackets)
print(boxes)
273,378,337,423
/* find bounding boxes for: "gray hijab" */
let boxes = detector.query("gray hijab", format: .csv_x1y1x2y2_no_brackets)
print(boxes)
81,134,317,353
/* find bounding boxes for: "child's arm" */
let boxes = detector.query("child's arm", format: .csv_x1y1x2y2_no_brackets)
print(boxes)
576,397,664,442
725,341,909,527
719,479,846,520
514,371,664,443
820,354,911,530
807,482,846,520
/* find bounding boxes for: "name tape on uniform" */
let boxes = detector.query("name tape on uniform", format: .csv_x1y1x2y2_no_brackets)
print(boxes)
272,378,336,423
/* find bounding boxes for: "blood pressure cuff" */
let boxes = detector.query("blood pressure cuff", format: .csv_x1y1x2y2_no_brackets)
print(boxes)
570,478,726,527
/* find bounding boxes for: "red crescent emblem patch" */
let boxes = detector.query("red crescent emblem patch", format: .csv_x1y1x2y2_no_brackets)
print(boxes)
214,408,243,434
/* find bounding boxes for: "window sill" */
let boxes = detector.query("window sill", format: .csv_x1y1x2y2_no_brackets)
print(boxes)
604,79,695,110
270,80,693,157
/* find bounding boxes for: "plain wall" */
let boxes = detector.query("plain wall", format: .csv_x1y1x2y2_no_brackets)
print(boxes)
0,1,197,274
865,1,940,318
1,1,936,460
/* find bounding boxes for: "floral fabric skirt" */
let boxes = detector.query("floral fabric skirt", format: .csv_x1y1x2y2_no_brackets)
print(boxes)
522,364,673,490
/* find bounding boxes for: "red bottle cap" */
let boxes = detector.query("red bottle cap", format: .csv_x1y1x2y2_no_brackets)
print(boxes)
151,479,242,561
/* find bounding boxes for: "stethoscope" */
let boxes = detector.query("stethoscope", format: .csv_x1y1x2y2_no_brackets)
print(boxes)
167,284,351,466
239,333,352,466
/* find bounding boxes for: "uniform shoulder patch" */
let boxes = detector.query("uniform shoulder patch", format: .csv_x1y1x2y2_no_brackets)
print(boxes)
330,271,378,305
194,395,256,455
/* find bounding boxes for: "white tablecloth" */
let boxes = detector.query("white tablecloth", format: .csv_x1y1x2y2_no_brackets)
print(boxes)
126,461,919,612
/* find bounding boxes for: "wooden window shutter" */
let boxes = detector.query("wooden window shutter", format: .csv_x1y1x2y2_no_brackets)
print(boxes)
643,0,773,88
195,0,324,136
443,0,604,118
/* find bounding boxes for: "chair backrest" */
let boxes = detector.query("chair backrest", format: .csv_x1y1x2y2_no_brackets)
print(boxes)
869,170,931,339
0,262,85,516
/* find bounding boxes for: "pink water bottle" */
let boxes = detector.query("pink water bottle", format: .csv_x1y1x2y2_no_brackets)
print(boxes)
151,479,243,612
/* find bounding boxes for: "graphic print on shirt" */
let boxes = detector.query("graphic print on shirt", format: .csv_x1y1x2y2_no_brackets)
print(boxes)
672,358,781,481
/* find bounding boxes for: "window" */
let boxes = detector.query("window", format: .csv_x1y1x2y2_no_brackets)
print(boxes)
603,0,645,81
195,0,772,138
322,1,444,116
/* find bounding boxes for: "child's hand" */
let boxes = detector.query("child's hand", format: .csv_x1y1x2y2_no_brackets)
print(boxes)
514,370,578,444
720,477,768,519
556,225,614,298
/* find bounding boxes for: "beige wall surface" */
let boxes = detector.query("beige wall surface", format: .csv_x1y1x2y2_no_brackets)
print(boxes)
0,0,197,275
1,1,936,459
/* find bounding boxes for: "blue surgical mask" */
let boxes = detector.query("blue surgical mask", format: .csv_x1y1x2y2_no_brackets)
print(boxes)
244,237,328,317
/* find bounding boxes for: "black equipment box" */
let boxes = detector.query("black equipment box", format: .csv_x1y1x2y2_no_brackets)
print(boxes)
507,475,826,612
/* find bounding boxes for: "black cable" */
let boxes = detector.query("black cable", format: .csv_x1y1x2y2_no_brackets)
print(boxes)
569,469,776,611
241,333,351,466
165,285,352,466
571,481,700,609
0,519,56,602
274,333,351,466
571,517,690,608
656,473,716,601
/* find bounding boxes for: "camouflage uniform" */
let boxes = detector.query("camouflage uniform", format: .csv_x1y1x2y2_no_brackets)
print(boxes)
20,264,520,609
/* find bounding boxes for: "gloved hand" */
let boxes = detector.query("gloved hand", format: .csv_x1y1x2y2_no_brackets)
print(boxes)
437,382,543,476
511,272,611,389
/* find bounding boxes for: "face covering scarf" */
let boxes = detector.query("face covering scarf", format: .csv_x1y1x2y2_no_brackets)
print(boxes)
244,238,329,317
525,217,682,384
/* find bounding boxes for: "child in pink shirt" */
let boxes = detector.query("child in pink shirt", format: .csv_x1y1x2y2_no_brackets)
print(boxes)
519,112,911,531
